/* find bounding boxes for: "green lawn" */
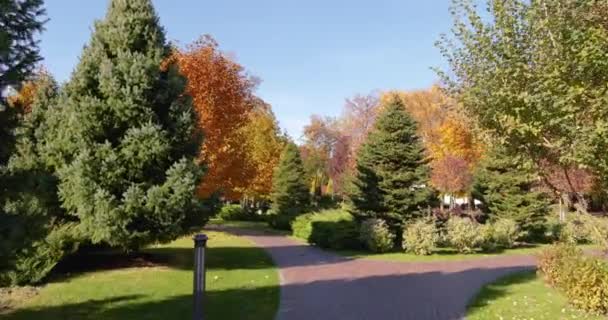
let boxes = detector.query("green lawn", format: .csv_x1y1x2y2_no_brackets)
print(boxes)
467,271,604,320
1,231,279,320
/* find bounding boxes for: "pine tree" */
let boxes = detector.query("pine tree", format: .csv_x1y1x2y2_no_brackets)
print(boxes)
39,0,208,250
0,0,46,165
0,0,49,285
347,98,435,230
269,142,310,229
473,147,549,234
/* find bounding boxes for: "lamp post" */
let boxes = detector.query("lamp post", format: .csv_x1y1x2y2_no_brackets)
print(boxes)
193,234,208,320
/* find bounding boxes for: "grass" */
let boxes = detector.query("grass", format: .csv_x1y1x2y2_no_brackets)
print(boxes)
467,271,604,320
1,230,279,320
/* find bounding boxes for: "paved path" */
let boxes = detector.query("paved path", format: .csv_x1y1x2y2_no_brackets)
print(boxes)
215,226,536,320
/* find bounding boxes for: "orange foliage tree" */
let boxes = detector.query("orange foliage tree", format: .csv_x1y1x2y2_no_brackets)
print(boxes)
171,35,257,200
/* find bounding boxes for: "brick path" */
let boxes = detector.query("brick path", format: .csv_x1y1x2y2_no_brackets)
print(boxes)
217,227,536,320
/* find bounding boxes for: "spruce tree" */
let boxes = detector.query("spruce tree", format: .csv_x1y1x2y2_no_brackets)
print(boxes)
39,0,208,250
269,142,309,229
472,147,549,234
0,73,63,286
347,99,435,230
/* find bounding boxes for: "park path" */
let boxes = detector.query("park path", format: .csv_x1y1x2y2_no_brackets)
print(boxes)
214,226,536,320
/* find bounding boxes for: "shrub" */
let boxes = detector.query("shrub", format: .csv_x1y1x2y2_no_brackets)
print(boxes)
580,214,608,250
446,217,484,253
402,217,438,255
560,215,591,244
268,212,295,230
292,210,360,250
478,223,497,252
538,244,608,314
492,219,520,249
218,204,246,221
359,218,395,253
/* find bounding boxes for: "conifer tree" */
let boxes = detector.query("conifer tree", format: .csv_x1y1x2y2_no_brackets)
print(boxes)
347,98,435,230
39,0,208,250
473,147,549,234
269,142,309,229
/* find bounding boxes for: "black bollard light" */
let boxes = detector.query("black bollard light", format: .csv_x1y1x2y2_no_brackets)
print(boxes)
193,234,208,320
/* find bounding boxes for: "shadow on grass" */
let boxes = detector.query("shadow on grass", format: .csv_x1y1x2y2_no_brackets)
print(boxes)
3,266,535,320
466,270,537,312
1,286,278,320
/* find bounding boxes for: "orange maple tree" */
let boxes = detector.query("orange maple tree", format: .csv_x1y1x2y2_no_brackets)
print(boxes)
171,35,257,200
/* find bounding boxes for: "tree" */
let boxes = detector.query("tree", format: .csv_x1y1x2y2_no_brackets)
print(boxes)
39,0,208,251
171,35,256,201
430,155,473,210
347,97,435,230
341,93,379,170
269,142,309,229
437,0,608,211
239,99,286,201
0,0,49,285
0,0,46,100
473,147,549,234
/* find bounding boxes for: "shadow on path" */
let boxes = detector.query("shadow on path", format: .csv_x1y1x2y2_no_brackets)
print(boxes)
2,267,536,320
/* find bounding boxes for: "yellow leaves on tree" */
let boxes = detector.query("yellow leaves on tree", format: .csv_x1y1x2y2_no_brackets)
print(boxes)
380,86,484,195
239,100,286,200
7,81,38,113
171,35,256,200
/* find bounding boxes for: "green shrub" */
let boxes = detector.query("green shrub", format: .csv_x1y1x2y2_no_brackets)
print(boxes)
446,217,484,253
218,204,246,221
268,212,295,230
492,219,520,249
291,214,314,240
538,244,608,314
580,214,608,250
560,215,591,244
478,223,497,252
292,210,360,250
359,218,395,253
402,217,438,255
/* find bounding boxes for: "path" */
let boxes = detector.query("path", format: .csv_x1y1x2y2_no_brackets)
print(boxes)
214,226,536,320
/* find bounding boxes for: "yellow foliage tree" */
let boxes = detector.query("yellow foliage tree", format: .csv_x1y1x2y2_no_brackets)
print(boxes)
239,100,286,200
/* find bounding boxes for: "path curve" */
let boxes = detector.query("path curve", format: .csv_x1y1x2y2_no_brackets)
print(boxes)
214,226,535,320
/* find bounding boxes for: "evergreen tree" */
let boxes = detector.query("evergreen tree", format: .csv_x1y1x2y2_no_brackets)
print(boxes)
0,0,46,164
0,0,49,285
38,0,208,250
473,147,549,234
269,142,309,229
347,99,435,230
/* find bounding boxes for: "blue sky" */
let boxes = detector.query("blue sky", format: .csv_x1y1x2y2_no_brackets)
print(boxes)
40,0,454,140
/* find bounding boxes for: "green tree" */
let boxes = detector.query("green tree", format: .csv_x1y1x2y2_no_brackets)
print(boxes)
0,0,49,285
473,147,549,235
269,142,310,229
38,0,208,251
437,0,608,208
347,98,435,230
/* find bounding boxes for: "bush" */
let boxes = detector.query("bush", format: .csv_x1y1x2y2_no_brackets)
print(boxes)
560,215,591,244
359,218,395,253
218,204,246,221
402,217,438,255
492,219,520,249
446,217,484,253
268,212,295,231
292,210,360,250
538,244,608,314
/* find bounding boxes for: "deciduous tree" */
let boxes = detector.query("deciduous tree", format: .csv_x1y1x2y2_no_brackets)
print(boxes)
171,35,256,200
438,0,608,211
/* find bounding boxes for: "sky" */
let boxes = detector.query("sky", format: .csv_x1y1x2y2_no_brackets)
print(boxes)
40,0,454,140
